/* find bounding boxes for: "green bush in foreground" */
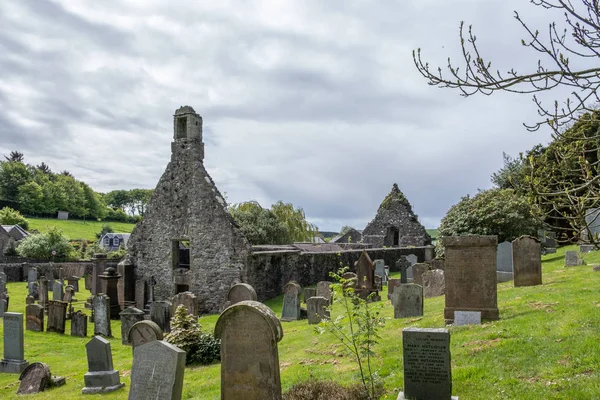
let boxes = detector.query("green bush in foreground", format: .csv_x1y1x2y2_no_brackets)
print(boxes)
0,206,29,230
16,227,74,260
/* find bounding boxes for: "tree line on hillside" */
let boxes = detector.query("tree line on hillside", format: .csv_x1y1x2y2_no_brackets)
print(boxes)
0,151,152,222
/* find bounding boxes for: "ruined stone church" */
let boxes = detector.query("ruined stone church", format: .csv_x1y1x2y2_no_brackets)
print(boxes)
127,106,250,313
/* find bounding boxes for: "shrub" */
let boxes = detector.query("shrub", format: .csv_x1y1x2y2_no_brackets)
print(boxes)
16,227,75,260
193,333,221,365
283,380,385,400
95,224,114,240
0,206,29,230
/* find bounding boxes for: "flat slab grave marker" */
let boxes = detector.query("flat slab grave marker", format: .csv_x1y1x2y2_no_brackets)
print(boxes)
82,336,125,394
442,236,499,322
128,320,164,352
454,311,481,326
392,284,423,319
128,340,185,400
399,328,457,400
281,281,302,321
215,301,283,400
0,312,28,373
512,236,542,287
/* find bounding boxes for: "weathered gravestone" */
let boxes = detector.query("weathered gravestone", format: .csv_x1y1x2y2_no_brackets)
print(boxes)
26,304,44,332
0,312,28,373
67,276,79,292
405,254,418,280
93,294,112,337
129,340,185,400
26,295,34,305
120,307,145,345
316,281,332,304
565,251,584,267
281,281,302,321
150,300,172,333
423,269,446,298
442,236,499,322
307,296,329,324
412,263,430,287
39,278,48,310
170,291,198,317
128,320,164,352
580,244,595,253
354,251,380,300
454,310,481,326
17,362,51,395
135,279,146,310
63,285,75,303
512,236,542,287
82,336,125,394
27,267,38,284
227,283,257,306
52,280,64,302
387,278,401,300
214,301,283,400
374,259,387,284
46,301,67,334
99,267,122,319
303,288,316,303
91,254,107,295
28,282,39,300
396,257,411,283
71,311,88,337
117,255,135,308
392,284,423,319
399,328,457,400
496,241,514,282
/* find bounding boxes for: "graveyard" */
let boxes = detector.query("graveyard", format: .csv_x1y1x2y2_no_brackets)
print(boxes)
0,245,599,399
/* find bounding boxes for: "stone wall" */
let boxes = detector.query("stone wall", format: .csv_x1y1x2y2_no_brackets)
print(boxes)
0,261,97,282
246,246,433,301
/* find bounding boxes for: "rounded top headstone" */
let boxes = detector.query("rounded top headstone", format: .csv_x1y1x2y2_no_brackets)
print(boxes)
128,320,164,347
215,300,283,343
227,283,257,303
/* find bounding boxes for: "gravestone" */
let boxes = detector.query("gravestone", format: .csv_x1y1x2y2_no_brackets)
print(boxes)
405,254,418,280
496,241,513,273
392,284,423,319
412,263,430,287
374,259,386,284
512,236,542,287
400,328,456,400
307,296,329,324
28,282,39,300
170,292,198,317
454,310,481,326
423,269,445,298
17,362,51,395
27,267,38,284
0,312,28,373
129,340,185,400
39,278,49,310
580,244,594,253
227,283,257,305
214,301,283,400
92,254,107,295
150,300,172,333
25,304,44,332
281,281,302,321
63,285,75,303
82,336,125,394
316,281,332,304
565,251,584,267
128,320,164,352
442,236,499,322
117,255,135,307
354,250,380,300
46,301,67,333
85,274,92,291
0,299,6,317
93,294,112,337
120,307,145,345
52,280,64,302
135,279,146,310
71,311,88,337
67,276,79,292
99,267,122,319
26,295,34,305
387,278,401,300
429,258,445,271
303,288,316,303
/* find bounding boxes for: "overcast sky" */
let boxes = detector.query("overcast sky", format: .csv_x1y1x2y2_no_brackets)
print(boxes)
1,1,572,231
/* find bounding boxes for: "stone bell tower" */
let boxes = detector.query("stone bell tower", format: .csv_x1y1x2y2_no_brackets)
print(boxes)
171,105,204,160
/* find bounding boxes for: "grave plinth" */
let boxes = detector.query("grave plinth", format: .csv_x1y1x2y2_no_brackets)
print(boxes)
98,267,122,319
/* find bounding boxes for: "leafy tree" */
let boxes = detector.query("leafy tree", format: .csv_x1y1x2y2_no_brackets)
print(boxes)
271,200,317,242
4,151,24,162
437,189,542,255
414,0,600,243
104,190,130,211
16,227,74,260
36,162,52,175
229,201,290,244
0,159,31,201
17,181,44,215
129,188,153,216
0,207,29,230
491,152,527,193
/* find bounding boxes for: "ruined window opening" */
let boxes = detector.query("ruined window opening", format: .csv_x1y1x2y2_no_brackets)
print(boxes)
176,284,189,293
172,240,190,269
176,117,187,139
384,227,400,247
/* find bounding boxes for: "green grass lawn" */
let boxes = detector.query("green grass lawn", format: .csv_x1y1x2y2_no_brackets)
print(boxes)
27,218,137,241
426,228,438,240
1,245,600,399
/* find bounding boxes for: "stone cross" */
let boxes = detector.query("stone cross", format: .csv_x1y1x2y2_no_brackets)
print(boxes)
129,341,185,400
81,336,125,394
0,312,28,373
395,257,410,284
214,301,283,400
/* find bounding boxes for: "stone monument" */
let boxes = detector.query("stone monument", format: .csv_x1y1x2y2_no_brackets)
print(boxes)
512,236,542,287
82,336,125,394
129,341,185,400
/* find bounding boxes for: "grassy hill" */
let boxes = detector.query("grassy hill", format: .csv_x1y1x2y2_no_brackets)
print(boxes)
27,217,137,241
0,245,599,399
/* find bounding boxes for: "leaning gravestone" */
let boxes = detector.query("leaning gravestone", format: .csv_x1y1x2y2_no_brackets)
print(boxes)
316,281,332,304
0,312,28,373
423,269,445,298
227,283,257,305
128,320,164,352
71,311,88,337
46,300,67,334
399,328,457,400
17,362,51,395
307,296,329,324
392,284,423,319
170,292,198,317
82,336,125,394
214,301,283,400
93,294,112,337
512,236,542,287
25,304,44,332
150,300,172,333
129,340,185,400
565,251,584,267
412,263,430,287
442,236,499,322
454,311,481,326
120,307,145,345
281,281,302,321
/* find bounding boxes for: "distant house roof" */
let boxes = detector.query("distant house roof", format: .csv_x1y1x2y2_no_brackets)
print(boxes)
311,236,326,244
99,233,131,251
1,225,29,241
332,228,362,244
